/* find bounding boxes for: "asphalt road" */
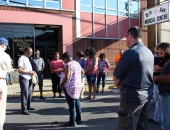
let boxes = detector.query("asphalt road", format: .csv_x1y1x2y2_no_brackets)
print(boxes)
4,89,161,130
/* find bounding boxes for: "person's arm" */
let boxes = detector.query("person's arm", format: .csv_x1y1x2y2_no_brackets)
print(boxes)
154,65,162,72
153,74,170,83
85,56,98,73
6,55,11,74
113,51,131,88
49,61,55,72
81,67,85,76
42,59,45,71
60,65,70,87
113,75,120,88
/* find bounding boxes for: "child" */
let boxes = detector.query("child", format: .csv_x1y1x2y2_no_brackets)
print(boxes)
96,53,110,93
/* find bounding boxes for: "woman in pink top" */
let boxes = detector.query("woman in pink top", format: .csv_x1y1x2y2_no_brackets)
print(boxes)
60,52,84,127
84,47,98,101
50,52,64,98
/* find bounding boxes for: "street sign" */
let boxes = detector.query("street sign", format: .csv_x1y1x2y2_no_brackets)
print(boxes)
144,2,170,26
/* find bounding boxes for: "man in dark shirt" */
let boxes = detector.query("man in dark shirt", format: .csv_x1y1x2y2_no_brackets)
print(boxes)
31,50,45,99
113,26,154,130
153,42,170,130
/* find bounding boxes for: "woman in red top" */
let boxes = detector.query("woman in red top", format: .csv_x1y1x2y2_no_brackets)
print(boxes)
50,52,64,98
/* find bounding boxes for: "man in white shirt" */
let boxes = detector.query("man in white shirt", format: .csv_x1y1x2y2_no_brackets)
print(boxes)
0,38,11,129
18,47,36,115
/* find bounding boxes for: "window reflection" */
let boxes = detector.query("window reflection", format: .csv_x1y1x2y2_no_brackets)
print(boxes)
94,8,105,14
0,24,13,63
28,0,43,7
94,0,105,8
80,6,92,12
130,2,139,18
13,25,34,67
107,0,117,10
81,0,92,5
46,1,60,9
9,0,26,6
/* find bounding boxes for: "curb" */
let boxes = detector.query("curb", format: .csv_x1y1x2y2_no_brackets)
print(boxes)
7,85,117,99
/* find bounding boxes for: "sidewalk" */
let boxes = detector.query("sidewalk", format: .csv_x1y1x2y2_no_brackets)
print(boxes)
7,75,115,98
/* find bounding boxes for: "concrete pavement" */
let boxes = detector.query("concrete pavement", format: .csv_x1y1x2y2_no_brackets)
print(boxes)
7,75,115,98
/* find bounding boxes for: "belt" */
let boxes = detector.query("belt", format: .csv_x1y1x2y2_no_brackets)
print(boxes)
0,78,6,80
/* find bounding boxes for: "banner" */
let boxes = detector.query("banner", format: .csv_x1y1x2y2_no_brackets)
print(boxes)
144,2,170,26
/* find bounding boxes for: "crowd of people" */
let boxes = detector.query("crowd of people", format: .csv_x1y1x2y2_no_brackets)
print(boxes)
1,26,170,129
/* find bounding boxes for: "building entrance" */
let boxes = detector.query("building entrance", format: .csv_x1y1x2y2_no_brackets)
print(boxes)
35,25,59,78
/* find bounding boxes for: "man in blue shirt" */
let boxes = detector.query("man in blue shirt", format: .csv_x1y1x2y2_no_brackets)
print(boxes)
113,26,154,130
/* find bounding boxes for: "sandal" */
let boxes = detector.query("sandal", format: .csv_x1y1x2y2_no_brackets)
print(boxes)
63,121,77,127
51,121,58,126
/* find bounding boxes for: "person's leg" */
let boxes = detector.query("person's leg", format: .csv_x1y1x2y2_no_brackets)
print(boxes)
27,79,33,109
118,102,144,130
51,74,57,97
9,72,12,84
96,75,101,92
161,94,170,130
6,74,8,84
153,84,163,123
75,98,81,122
38,74,44,98
56,75,63,97
80,78,85,99
64,89,76,125
137,101,150,130
102,75,106,92
86,75,92,99
0,80,7,129
19,76,29,113
91,75,96,100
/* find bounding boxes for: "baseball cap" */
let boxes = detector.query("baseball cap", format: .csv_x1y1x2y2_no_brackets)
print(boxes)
0,38,10,49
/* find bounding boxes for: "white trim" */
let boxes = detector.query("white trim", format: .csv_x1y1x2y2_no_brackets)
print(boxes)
60,0,62,9
6,0,9,5
76,0,81,38
118,0,120,39
105,0,108,38
80,4,92,7
44,0,46,8
92,0,95,37
78,37,120,40
94,6,105,9
26,0,28,7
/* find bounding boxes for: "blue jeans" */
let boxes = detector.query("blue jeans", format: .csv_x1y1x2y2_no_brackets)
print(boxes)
97,75,106,88
160,94,170,130
64,89,81,124
153,84,163,124
6,72,12,83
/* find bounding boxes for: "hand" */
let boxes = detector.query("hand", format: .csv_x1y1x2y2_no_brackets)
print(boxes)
29,71,36,75
114,84,120,88
153,76,158,82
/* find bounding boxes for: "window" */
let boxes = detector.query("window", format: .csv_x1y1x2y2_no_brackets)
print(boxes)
119,0,128,17
9,0,26,6
28,0,44,7
129,1,139,18
107,0,117,15
46,0,61,9
80,0,92,12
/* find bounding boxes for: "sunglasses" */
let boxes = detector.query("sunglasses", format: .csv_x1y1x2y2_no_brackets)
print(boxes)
126,34,129,38
35,52,40,54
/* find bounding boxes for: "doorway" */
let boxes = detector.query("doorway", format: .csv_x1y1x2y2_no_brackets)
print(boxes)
35,25,59,78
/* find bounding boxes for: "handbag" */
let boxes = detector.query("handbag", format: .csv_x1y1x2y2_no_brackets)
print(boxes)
32,73,39,85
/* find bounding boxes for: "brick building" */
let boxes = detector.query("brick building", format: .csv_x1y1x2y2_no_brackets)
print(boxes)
0,0,147,76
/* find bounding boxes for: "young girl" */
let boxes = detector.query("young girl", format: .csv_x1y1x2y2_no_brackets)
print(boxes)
96,53,110,93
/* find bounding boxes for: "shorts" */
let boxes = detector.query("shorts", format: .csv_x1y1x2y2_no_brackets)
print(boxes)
86,75,96,84
33,74,43,87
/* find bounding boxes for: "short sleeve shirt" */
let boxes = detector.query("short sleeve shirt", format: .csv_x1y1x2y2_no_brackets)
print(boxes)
31,57,45,74
158,59,170,95
0,51,11,78
18,55,32,80
50,60,63,73
113,42,154,105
